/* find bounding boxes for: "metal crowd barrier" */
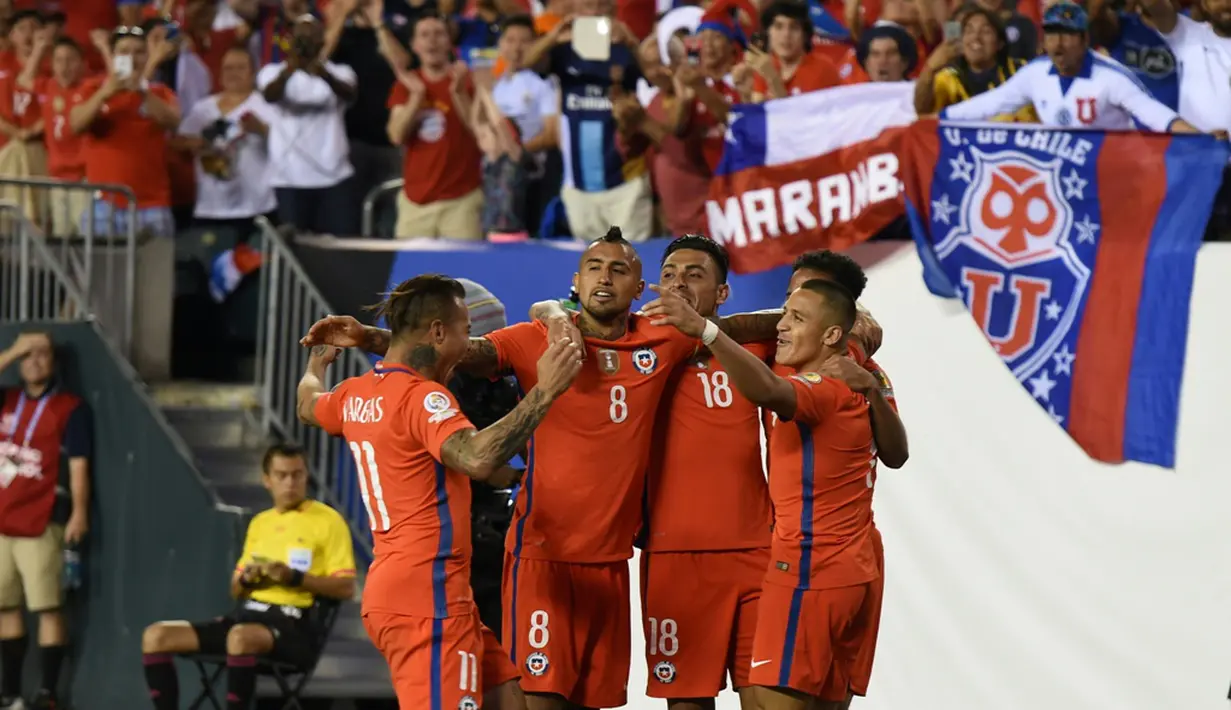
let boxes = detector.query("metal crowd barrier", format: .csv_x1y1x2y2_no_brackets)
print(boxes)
0,177,139,361
0,203,90,323
254,217,375,558
360,178,403,238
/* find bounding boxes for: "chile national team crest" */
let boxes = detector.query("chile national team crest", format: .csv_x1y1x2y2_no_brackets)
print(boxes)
927,127,1096,419
632,348,657,375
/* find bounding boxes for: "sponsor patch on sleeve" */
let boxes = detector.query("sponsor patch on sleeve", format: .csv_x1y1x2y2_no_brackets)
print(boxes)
791,372,823,385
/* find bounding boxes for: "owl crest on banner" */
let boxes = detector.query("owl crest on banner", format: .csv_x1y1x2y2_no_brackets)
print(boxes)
929,127,1093,384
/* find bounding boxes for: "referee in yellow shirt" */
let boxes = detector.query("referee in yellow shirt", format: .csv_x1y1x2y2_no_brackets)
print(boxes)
139,443,357,710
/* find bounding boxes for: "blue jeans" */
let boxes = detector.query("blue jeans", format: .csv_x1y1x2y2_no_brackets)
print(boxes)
275,182,356,237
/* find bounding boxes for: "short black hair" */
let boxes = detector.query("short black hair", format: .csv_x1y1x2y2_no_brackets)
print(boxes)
760,1,812,38
501,14,535,34
790,250,868,300
9,10,43,28
662,234,730,283
262,442,306,473
798,278,857,334
52,37,82,54
369,274,467,339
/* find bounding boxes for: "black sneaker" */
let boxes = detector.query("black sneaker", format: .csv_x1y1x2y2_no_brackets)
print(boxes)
27,690,53,710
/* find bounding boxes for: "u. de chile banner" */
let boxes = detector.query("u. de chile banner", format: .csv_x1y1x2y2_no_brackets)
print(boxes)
901,120,1229,468
707,82,915,273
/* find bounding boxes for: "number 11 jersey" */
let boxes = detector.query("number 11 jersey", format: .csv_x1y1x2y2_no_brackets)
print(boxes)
485,317,699,563
314,363,477,619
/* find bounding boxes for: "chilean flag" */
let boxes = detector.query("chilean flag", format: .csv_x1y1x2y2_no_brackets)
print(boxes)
901,120,1228,468
705,83,915,273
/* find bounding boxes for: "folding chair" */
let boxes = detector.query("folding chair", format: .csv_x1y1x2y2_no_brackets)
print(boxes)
183,598,343,710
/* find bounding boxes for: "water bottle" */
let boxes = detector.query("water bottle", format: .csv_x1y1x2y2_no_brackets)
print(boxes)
63,543,82,592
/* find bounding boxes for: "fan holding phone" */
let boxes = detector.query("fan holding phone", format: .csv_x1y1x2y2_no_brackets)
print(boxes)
517,0,656,243
66,25,182,239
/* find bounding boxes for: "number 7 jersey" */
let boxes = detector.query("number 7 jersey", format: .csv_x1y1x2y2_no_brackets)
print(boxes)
485,317,699,563
313,363,478,619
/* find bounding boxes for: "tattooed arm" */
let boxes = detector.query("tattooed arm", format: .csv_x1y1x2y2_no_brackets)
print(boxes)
296,345,341,427
300,316,505,376
438,339,582,481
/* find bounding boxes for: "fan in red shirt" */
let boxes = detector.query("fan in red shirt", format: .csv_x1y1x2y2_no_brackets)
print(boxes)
298,274,585,710
639,235,775,707
0,10,49,151
69,27,181,237
749,0,841,101
644,275,887,710
386,14,483,240
681,0,760,173
31,37,91,236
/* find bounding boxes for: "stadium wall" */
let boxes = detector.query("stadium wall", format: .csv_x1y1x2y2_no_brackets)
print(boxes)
0,322,244,708
622,243,1231,710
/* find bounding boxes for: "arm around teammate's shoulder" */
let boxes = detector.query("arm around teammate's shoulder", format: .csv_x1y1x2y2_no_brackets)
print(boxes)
708,329,799,420
439,339,583,481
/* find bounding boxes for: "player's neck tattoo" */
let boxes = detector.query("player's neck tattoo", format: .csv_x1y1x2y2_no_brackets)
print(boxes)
408,344,439,374
577,311,628,340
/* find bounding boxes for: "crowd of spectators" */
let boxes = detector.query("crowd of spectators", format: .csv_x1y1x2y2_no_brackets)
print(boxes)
0,0,1225,244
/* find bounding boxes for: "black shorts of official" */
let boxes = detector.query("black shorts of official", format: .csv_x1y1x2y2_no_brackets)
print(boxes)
191,601,317,668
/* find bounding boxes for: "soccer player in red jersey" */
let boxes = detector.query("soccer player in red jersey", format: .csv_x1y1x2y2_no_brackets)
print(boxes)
639,235,773,710
296,274,584,710
643,277,883,710
303,228,782,710
776,250,908,708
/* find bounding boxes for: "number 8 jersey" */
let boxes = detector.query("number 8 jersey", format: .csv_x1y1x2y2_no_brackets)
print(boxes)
314,363,477,619
485,317,699,563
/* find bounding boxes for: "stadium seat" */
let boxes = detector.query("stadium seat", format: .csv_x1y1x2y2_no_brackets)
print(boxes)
182,598,342,710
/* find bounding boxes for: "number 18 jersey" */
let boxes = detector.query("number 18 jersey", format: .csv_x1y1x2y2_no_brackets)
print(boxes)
485,317,699,563
314,364,477,619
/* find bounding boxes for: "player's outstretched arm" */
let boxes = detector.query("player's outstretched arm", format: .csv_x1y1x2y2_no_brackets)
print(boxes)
817,357,909,468
643,285,799,419
713,306,882,358
296,345,341,427
301,315,504,377
439,339,583,482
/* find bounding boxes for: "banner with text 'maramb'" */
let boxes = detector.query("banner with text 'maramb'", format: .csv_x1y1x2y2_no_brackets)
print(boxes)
706,83,916,273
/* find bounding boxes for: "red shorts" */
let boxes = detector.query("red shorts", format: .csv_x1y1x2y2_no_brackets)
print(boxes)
363,607,518,709
849,525,884,696
749,581,872,701
639,548,768,698
502,553,631,708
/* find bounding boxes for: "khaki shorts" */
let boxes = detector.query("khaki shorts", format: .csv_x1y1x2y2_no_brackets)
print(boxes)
0,524,64,612
561,173,653,242
395,188,483,240
47,185,91,238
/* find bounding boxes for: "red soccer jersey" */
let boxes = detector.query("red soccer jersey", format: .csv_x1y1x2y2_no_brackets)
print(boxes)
0,71,41,151
37,78,86,181
752,52,841,98
314,364,477,619
645,343,773,552
388,76,482,205
485,316,699,562
691,78,742,174
77,77,178,208
764,372,878,590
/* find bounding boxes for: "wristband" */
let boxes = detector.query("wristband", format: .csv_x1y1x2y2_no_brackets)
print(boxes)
288,569,305,587
701,319,720,346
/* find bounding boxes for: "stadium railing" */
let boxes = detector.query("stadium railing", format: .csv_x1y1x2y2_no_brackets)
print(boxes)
0,177,138,360
360,178,403,238
253,217,376,559
0,200,91,323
